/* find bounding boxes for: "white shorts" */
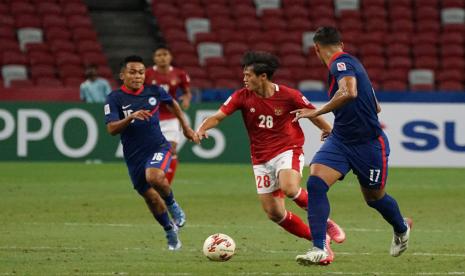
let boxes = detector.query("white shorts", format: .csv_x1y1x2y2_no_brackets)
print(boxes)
160,118,181,144
252,149,305,194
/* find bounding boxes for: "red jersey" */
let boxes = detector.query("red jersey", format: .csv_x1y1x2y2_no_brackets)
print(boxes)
145,66,190,120
220,84,316,165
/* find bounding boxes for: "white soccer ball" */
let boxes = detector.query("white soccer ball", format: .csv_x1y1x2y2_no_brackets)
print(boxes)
202,233,236,261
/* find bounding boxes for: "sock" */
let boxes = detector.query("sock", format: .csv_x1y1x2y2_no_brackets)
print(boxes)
291,188,308,210
166,157,178,185
162,190,175,206
367,194,407,233
278,211,312,240
307,175,330,249
154,211,172,231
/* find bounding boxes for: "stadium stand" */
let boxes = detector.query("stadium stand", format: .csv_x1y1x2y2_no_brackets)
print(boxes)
0,0,112,98
149,0,465,92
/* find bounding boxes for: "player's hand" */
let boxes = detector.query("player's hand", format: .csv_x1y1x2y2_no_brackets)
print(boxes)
195,129,209,140
183,127,200,144
130,110,152,121
321,128,331,141
290,108,319,122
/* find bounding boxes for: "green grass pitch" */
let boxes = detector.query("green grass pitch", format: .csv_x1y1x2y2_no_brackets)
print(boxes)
1,163,464,275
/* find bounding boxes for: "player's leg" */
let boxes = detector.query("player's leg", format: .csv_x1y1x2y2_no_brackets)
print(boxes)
166,141,178,185
146,147,186,227
274,150,346,244
141,187,181,250
351,135,411,256
258,191,311,240
160,118,181,186
296,137,350,266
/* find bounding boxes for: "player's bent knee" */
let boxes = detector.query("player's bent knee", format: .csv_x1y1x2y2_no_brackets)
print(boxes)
146,170,166,186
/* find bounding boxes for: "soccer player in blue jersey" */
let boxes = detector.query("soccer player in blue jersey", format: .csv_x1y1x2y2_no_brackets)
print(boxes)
292,27,412,265
104,55,199,250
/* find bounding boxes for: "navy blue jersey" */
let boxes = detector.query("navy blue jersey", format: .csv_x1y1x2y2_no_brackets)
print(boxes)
104,85,173,162
327,52,382,144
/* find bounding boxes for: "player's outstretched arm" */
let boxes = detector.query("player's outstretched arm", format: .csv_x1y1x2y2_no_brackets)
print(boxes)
196,110,227,140
106,110,152,135
166,99,199,144
292,76,358,121
309,116,332,141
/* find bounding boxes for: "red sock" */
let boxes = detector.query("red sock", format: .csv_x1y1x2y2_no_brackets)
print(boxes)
292,188,308,210
278,211,312,240
166,157,178,185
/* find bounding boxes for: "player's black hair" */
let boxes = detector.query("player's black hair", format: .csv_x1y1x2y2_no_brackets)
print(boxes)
120,55,144,71
240,51,280,79
153,45,171,53
313,26,342,46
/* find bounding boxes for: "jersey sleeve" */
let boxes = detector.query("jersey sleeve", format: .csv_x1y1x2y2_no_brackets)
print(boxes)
158,85,174,104
292,90,316,109
179,70,191,91
330,58,356,82
104,93,121,124
220,90,242,115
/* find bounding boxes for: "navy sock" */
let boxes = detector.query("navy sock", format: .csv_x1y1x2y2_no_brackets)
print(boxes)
163,190,175,206
367,194,407,233
154,211,172,231
307,175,330,249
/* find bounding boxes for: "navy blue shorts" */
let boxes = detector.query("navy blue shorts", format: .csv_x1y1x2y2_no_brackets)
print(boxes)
311,133,390,189
126,144,173,195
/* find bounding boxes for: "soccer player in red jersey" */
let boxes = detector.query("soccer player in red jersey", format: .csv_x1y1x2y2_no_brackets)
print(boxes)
145,46,192,185
196,52,345,263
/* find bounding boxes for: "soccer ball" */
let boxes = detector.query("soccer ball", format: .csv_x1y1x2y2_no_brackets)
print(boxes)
202,233,236,261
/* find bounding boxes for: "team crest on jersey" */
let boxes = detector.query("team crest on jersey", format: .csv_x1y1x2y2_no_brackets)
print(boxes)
274,108,283,116
148,97,157,106
250,107,255,113
337,62,347,71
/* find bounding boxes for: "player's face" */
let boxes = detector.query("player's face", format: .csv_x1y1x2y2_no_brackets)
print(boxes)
154,49,172,67
120,62,145,91
243,66,263,91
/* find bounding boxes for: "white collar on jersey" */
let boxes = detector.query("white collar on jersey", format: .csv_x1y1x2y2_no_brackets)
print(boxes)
153,65,173,71
273,83,279,91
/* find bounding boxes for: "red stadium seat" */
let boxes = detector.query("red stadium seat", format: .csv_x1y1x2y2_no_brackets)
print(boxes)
283,6,309,19
37,3,62,15
0,15,15,27
362,0,385,9
441,57,465,70
0,27,15,39
55,52,81,66
360,43,384,57
68,15,93,29
163,28,189,43
438,81,464,91
42,15,68,29
251,42,276,53
204,57,228,67
174,54,199,67
388,0,412,8
363,7,387,19
30,64,56,79
390,19,414,33
194,33,219,45
2,51,28,65
440,32,464,45
207,66,234,79
36,77,63,87
385,32,411,45
63,3,88,16
58,64,84,79
190,78,213,89
274,78,296,88
441,45,465,58
224,42,249,56
359,31,384,44
338,18,363,32
46,27,72,41
414,56,438,70
365,19,389,32
82,52,108,66
412,32,439,44
11,2,36,15
363,56,386,69
261,9,284,19
184,66,208,79
416,20,440,32
282,0,306,7
273,68,293,81
237,18,261,31
390,7,413,20
0,40,20,53
50,40,76,53
63,77,84,87
413,0,438,8
15,15,42,28
386,43,410,57
412,44,437,58
262,18,287,31
365,67,384,83
382,80,408,91
29,51,55,66
97,66,113,79
210,17,235,32
73,28,98,41
218,30,246,43
77,40,102,54
278,43,302,56
228,54,244,68
310,5,334,19
180,4,205,18
10,79,34,88
0,3,8,14
442,0,464,8
281,54,306,67
157,15,184,30
170,41,196,55
26,43,49,54
410,83,435,91
416,7,439,20
153,3,179,17
232,5,257,18
437,70,464,82
287,18,312,32
383,69,409,82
